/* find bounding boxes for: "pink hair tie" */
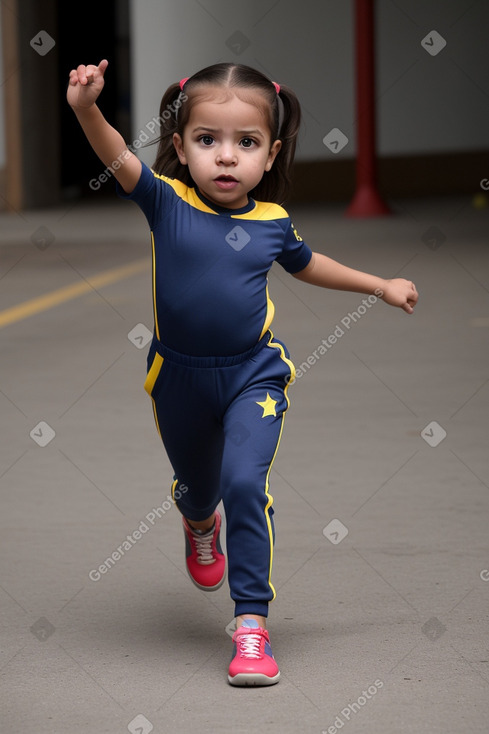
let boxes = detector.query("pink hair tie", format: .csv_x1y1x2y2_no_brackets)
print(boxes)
179,77,190,90
272,82,280,94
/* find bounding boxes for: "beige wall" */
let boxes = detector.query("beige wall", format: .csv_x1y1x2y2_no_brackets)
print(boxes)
128,0,489,168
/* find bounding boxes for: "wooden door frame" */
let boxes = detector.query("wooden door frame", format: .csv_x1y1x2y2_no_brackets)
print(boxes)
1,0,60,211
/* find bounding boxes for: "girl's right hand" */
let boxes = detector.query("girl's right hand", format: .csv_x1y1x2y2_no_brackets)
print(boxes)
67,59,109,110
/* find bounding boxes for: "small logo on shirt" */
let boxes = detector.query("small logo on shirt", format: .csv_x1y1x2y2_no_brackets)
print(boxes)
291,222,303,241
225,225,251,252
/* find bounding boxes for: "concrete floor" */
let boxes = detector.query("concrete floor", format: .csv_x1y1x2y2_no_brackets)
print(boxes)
1,191,488,733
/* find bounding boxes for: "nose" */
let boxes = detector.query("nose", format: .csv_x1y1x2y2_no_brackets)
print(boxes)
216,143,237,165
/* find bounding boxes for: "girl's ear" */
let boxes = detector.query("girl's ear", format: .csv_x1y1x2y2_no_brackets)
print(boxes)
265,139,282,172
173,133,187,165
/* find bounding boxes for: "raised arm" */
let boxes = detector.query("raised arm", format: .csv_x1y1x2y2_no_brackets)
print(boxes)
293,252,418,314
67,60,141,194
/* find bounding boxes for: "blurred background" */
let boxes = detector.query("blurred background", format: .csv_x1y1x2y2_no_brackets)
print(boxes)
1,0,488,211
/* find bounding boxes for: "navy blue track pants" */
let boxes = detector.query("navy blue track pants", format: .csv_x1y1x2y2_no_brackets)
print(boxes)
144,330,295,618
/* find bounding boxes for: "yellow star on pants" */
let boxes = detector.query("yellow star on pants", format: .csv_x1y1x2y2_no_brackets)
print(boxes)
256,393,277,417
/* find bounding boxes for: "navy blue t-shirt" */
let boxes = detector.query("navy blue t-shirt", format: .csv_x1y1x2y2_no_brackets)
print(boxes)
118,163,312,356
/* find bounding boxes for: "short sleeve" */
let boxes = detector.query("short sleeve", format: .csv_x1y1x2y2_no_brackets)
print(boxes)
275,219,313,274
116,162,175,229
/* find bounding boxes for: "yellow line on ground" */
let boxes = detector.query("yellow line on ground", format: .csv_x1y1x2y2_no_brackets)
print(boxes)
0,257,150,329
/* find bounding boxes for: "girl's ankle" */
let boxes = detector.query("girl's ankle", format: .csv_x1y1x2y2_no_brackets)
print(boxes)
236,614,267,629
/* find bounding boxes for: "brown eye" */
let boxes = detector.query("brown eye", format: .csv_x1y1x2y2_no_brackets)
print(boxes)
200,135,214,146
240,138,255,148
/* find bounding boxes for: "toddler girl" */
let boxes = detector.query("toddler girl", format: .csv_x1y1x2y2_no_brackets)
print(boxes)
67,60,418,686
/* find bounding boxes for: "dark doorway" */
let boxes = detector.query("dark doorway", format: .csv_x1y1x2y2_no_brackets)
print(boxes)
57,0,131,200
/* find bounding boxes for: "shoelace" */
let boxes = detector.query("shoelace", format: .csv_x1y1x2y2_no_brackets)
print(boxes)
236,630,264,659
192,528,215,565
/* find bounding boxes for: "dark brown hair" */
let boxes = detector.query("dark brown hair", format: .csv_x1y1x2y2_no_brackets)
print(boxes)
151,62,301,204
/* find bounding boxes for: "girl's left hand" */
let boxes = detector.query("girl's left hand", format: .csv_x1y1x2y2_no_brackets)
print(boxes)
379,278,418,314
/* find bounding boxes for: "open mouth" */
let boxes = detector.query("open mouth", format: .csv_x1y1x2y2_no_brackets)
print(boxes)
214,175,239,189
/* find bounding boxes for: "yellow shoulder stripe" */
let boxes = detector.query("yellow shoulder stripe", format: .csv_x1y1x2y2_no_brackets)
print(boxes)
233,201,288,221
150,170,288,220
150,169,218,215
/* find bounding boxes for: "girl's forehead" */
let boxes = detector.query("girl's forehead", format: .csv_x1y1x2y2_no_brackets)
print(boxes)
187,87,270,126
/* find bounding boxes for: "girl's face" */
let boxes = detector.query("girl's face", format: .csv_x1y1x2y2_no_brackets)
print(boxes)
173,89,281,209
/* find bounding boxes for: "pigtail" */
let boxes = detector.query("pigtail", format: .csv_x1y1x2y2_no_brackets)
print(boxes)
250,84,302,205
276,85,302,176
152,83,193,185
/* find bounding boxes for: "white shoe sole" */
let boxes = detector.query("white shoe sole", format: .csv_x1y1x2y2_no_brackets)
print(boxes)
228,671,280,686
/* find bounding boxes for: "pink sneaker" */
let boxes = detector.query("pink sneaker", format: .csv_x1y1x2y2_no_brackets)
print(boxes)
228,619,280,686
182,511,226,591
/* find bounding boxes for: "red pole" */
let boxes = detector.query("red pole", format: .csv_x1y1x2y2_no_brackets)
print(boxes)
345,0,391,217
